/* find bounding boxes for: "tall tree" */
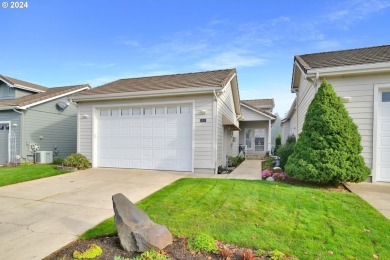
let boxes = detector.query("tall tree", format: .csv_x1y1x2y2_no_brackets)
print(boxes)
285,80,370,184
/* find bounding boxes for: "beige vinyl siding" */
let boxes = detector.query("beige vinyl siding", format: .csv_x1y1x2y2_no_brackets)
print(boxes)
289,109,298,137
296,73,315,133
216,82,238,167
23,97,78,160
77,94,215,172
241,106,272,121
296,72,390,169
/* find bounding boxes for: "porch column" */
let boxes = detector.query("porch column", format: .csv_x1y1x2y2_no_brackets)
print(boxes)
268,119,272,153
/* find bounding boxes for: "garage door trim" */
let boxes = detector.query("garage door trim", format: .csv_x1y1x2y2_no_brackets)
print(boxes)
373,83,390,182
91,100,195,172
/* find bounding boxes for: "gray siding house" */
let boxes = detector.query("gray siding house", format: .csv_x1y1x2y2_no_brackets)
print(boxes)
0,75,90,164
282,45,390,182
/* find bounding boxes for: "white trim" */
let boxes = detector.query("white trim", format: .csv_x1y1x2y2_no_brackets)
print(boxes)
0,121,11,164
240,103,276,120
91,99,196,172
72,87,222,102
19,87,90,110
373,83,390,182
306,61,390,78
0,106,19,111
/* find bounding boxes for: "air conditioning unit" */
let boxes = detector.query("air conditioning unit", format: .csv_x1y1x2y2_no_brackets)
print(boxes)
35,151,53,164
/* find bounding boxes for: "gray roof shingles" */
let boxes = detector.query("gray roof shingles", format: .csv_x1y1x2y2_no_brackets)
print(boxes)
295,45,390,72
0,84,90,108
75,69,237,96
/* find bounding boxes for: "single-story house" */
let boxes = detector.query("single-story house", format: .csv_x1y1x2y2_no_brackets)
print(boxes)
282,45,390,182
237,99,276,158
0,75,91,164
72,69,251,173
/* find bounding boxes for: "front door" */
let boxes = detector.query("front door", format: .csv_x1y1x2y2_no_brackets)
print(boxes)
378,91,390,182
245,128,265,152
0,123,9,164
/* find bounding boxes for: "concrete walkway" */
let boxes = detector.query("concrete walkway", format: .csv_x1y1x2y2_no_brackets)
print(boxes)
0,168,188,260
345,182,390,220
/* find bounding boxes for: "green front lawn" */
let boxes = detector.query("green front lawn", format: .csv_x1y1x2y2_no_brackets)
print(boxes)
0,164,69,187
81,178,390,259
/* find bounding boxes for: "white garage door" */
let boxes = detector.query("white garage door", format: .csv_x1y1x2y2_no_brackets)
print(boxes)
97,105,193,172
378,91,390,182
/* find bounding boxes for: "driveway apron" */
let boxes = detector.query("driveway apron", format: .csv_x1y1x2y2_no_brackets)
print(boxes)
0,168,188,260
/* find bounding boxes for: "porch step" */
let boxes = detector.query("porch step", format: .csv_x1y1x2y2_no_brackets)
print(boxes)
245,154,264,160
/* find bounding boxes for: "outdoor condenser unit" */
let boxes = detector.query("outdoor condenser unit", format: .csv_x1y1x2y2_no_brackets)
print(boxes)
34,151,54,164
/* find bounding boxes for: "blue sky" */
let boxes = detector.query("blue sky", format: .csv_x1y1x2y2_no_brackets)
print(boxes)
1,0,390,115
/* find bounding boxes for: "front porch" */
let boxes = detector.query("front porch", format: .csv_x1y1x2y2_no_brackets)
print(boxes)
238,120,272,159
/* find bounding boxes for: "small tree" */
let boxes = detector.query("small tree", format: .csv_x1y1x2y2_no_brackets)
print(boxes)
274,133,282,154
285,80,370,184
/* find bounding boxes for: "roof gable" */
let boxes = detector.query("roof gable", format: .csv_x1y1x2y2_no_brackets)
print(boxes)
295,45,390,73
76,69,237,96
0,75,48,92
240,102,276,120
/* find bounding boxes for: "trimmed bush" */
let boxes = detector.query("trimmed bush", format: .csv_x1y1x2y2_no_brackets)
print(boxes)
73,244,102,259
276,135,296,169
187,233,218,253
63,153,90,170
228,155,245,167
285,80,370,184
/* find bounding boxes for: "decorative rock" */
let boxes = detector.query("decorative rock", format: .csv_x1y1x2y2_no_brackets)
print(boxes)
112,193,173,252
273,167,282,173
266,176,275,181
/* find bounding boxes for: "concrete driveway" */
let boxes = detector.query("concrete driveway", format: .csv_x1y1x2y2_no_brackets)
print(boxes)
0,168,189,260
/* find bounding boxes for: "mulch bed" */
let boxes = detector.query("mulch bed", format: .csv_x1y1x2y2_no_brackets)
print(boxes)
45,236,268,260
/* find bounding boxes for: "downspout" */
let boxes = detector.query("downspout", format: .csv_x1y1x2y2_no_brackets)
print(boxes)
213,89,219,174
13,108,25,162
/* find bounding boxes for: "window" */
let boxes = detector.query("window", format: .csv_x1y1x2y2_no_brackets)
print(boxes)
111,109,120,116
100,109,109,116
155,107,165,115
167,107,177,114
180,106,190,114
144,107,153,115
382,91,390,102
121,109,130,116
132,108,141,115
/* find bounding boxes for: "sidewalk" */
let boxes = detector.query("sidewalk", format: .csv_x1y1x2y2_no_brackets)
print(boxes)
345,182,390,220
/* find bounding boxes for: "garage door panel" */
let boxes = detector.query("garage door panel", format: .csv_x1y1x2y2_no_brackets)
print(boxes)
97,105,192,171
153,139,165,147
143,128,152,136
131,128,142,136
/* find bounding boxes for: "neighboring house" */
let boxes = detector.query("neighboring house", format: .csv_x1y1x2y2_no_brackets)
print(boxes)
72,69,244,173
0,75,91,164
283,45,390,182
280,97,296,144
238,99,276,158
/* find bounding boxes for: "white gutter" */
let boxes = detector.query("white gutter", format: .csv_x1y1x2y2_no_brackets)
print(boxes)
213,89,219,174
71,87,222,102
19,87,91,110
240,103,276,120
12,84,46,93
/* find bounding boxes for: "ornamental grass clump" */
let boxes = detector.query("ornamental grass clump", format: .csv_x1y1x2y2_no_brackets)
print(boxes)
285,80,370,184
63,153,90,170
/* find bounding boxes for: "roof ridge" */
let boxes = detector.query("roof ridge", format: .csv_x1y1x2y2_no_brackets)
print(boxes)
114,68,236,82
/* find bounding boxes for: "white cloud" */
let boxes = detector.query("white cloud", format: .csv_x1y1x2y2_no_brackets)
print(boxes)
196,50,266,70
